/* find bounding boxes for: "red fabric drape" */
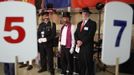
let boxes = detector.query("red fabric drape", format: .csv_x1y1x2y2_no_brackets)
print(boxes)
27,0,35,5
71,0,134,8
106,0,134,3
71,0,105,8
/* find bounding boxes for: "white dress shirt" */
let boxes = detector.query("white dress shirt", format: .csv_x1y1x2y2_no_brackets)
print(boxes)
60,25,76,48
83,19,88,25
58,25,76,53
61,26,68,46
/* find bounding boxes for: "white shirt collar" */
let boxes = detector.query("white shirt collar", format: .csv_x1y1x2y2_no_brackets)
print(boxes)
83,18,89,25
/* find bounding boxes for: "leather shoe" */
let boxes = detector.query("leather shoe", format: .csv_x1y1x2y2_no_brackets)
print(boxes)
50,71,55,75
38,68,47,73
19,64,27,68
27,65,33,70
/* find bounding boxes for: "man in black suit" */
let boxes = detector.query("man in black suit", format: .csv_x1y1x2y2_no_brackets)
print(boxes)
37,12,56,75
74,7,97,75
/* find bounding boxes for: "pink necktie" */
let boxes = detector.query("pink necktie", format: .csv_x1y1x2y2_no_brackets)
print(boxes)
80,21,84,32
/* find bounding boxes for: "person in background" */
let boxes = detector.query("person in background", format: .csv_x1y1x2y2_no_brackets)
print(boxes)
74,7,97,75
58,12,76,75
4,63,14,75
37,11,56,75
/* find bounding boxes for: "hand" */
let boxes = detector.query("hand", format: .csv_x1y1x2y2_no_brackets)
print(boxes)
75,46,80,53
70,48,74,54
58,42,61,52
38,38,42,43
77,40,83,47
41,38,47,42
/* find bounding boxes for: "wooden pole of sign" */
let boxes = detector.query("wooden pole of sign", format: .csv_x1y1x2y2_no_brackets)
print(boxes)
115,57,119,75
15,56,18,75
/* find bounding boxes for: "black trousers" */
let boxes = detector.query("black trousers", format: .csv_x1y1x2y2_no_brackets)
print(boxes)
38,44,54,72
78,45,95,75
4,63,14,75
60,46,73,74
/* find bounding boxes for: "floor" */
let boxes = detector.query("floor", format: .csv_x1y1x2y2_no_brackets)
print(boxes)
0,62,133,75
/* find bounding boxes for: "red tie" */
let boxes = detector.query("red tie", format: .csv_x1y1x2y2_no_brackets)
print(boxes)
80,21,85,32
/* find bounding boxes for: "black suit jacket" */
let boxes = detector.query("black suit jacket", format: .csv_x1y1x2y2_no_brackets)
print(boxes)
75,19,97,49
37,21,56,47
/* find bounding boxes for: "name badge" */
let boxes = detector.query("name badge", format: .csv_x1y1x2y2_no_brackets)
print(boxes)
84,27,88,30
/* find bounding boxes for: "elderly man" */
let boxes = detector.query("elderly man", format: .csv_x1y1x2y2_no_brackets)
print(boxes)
74,7,97,75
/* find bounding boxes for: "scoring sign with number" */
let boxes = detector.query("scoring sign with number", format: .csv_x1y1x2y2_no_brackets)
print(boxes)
0,1,37,63
101,1,133,65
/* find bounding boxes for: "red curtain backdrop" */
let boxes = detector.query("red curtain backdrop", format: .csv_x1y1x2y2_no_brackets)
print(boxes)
71,0,134,8
71,0,105,8
106,0,134,3
27,0,35,5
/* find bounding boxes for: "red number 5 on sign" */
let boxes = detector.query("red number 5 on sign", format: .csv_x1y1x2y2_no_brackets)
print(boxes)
4,17,25,43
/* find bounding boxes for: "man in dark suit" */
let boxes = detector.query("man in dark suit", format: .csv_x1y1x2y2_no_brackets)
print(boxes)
74,7,97,75
37,12,56,75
